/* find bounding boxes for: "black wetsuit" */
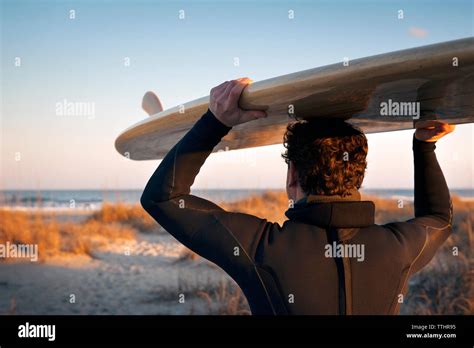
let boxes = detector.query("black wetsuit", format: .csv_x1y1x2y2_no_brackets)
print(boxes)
141,110,452,315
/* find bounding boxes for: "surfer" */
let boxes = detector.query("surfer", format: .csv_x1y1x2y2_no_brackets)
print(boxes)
141,78,455,314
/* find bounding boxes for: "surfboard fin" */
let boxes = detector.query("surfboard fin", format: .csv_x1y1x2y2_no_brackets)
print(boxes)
142,91,164,116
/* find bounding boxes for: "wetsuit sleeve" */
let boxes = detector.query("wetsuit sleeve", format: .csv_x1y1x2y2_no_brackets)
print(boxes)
384,136,453,275
140,109,268,279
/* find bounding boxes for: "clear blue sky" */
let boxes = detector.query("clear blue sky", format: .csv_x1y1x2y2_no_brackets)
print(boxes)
1,0,473,190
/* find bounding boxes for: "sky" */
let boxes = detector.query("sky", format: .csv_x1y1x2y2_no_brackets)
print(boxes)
1,0,473,190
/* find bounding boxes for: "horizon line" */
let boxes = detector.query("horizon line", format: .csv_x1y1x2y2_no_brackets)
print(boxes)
0,187,472,191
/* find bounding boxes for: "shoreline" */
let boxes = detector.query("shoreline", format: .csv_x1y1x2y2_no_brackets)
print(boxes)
1,193,473,213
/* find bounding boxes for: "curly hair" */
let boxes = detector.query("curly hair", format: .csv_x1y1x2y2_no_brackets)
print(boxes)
282,119,368,197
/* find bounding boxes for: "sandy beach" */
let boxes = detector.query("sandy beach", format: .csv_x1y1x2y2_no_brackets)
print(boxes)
0,230,237,315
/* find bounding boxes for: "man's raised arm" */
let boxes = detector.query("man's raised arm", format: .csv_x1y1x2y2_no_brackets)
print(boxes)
413,120,455,223
406,120,456,274
140,78,268,274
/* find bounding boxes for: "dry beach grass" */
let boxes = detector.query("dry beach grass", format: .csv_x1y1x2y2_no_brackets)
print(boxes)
0,209,136,261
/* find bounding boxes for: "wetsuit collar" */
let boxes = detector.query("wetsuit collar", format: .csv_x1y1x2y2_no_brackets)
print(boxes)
285,191,374,228
306,189,361,203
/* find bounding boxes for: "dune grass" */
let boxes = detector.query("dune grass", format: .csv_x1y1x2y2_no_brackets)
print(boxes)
0,208,137,261
220,191,291,225
0,202,158,261
88,202,159,233
401,196,473,315
0,210,62,260
196,281,250,315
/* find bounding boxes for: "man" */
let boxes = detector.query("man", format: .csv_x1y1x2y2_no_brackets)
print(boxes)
141,78,455,315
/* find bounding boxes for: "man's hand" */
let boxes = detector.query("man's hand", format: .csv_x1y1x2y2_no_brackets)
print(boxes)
209,78,267,127
415,120,455,142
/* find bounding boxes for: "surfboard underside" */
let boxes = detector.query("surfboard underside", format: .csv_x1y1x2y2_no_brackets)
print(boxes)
115,38,474,160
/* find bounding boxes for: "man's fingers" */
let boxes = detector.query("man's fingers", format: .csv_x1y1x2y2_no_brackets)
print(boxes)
229,80,250,98
415,120,455,135
211,81,231,99
220,79,251,109
442,123,456,134
237,77,253,84
211,81,229,94
414,120,456,142
212,78,251,100
222,80,238,99
209,77,261,127
415,120,447,130
418,122,455,133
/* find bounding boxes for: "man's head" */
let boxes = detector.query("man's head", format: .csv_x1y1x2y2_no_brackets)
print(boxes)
282,119,368,202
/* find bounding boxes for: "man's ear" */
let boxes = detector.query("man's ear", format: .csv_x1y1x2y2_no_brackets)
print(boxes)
288,162,299,188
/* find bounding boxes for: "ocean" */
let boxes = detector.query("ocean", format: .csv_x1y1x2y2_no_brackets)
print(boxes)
0,188,472,211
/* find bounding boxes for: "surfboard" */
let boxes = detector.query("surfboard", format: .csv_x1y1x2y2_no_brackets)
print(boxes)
115,37,474,160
